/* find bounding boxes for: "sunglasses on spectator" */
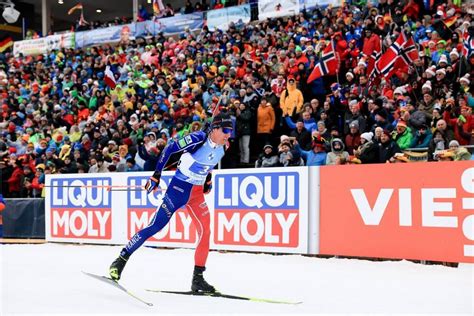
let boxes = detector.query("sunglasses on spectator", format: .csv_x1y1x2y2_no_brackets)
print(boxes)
222,127,233,134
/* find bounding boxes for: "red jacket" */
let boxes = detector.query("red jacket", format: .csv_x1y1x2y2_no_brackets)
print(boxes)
444,112,474,146
7,166,24,193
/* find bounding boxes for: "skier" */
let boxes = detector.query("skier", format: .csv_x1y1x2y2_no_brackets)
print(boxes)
109,113,233,293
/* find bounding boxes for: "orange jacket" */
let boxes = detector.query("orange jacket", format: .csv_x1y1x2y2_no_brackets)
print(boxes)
257,104,275,134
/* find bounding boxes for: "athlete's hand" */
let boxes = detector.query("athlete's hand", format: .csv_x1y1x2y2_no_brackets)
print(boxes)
145,171,161,194
203,173,212,194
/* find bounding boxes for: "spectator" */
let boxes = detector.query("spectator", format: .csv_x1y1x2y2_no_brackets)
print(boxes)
289,120,313,151
294,137,327,166
410,125,433,149
7,160,24,198
354,132,379,164
257,101,275,153
379,130,402,163
255,144,279,168
448,140,471,161
393,121,413,150
126,158,143,172
235,101,252,165
345,121,362,155
326,138,350,165
280,75,304,118
0,194,4,237
278,140,304,167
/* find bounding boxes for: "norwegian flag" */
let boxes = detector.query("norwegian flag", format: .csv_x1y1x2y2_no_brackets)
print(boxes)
374,32,408,77
399,36,419,66
307,41,338,83
367,38,382,76
104,65,117,89
462,31,474,57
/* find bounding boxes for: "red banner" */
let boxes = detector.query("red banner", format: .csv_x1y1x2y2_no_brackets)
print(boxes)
320,161,474,263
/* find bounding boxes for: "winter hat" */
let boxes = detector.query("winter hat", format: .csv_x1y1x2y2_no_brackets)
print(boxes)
346,72,354,79
397,120,408,128
449,140,460,147
449,49,459,58
349,121,359,129
360,132,373,142
422,81,432,91
425,66,436,77
460,74,470,85
438,55,448,65
393,86,405,96
436,68,446,76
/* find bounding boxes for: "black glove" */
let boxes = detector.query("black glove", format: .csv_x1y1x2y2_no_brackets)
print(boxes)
144,171,161,194
203,173,212,194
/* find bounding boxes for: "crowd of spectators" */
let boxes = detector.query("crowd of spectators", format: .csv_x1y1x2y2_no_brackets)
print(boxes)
1,0,474,198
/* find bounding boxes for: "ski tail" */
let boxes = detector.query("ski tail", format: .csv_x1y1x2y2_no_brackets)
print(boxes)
146,289,302,305
82,271,153,306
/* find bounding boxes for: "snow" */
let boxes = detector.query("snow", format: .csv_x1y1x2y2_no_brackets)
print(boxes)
1,244,473,315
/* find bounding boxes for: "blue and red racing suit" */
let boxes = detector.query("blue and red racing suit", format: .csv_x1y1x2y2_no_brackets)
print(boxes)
122,131,225,266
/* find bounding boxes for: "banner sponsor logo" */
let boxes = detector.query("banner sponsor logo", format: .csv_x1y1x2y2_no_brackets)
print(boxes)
214,172,300,247
127,176,197,243
207,4,251,31
320,162,474,263
50,178,112,239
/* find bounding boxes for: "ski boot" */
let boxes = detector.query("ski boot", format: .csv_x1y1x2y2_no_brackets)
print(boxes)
191,266,216,293
109,252,130,281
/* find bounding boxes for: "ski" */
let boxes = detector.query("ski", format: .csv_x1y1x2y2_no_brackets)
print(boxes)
82,271,153,306
146,289,302,305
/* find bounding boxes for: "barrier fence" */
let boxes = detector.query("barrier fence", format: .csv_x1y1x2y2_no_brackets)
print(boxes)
39,161,474,263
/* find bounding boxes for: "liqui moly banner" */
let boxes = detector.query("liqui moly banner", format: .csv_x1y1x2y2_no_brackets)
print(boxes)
212,168,309,253
319,161,474,263
45,168,310,254
46,174,114,242
126,174,200,249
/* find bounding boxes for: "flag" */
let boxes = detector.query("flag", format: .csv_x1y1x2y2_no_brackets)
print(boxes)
104,66,117,89
79,12,88,26
462,31,474,57
374,32,408,77
153,0,165,16
307,41,338,83
68,3,83,15
398,36,419,66
367,37,382,76
0,36,13,53
443,16,457,28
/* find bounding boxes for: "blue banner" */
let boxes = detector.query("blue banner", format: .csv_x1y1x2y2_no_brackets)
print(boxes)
207,4,251,31
144,13,204,36
75,24,135,48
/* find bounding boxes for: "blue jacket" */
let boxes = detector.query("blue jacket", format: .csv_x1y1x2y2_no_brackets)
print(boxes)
295,144,327,166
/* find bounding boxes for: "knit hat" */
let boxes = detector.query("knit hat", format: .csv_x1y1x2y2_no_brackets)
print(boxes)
436,68,446,76
425,66,436,77
349,121,359,129
449,49,459,58
346,72,354,79
460,74,470,85
438,55,448,65
397,120,407,128
449,140,460,147
360,132,373,142
422,81,432,91
393,86,405,95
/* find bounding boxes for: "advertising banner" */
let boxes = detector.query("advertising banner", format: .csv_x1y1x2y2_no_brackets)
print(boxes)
258,0,300,20
47,32,76,51
207,5,251,31
13,38,48,56
303,0,341,10
319,162,474,263
145,13,204,36
75,24,134,48
45,168,309,254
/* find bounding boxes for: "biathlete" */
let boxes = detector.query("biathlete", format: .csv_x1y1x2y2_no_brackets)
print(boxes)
109,113,233,293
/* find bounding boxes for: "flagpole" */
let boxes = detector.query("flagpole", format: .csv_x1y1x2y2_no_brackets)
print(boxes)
333,39,340,85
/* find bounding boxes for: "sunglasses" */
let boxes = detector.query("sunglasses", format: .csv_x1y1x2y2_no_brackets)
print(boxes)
222,127,233,134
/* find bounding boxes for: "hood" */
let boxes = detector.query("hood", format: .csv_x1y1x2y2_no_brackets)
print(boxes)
331,138,345,152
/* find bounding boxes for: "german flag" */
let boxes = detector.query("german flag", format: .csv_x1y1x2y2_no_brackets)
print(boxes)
0,36,13,53
443,16,457,28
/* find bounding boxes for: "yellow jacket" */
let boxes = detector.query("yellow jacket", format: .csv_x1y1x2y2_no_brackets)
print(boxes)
280,83,304,116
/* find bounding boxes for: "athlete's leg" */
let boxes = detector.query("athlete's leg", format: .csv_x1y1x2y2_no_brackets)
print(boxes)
186,185,214,292
110,178,192,280
186,186,211,267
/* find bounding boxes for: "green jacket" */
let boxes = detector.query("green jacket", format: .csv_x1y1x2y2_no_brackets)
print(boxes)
394,127,413,150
